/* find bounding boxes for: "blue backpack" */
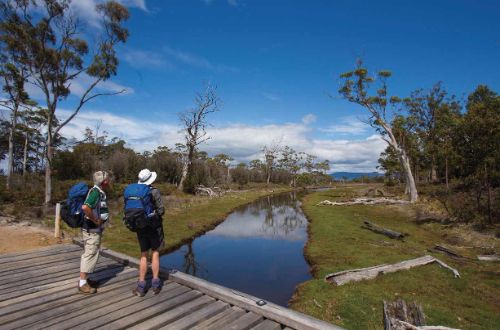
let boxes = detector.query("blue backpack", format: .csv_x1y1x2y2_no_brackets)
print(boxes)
122,183,155,232
61,182,89,228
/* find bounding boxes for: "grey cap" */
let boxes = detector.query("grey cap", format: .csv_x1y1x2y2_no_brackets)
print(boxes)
93,171,110,186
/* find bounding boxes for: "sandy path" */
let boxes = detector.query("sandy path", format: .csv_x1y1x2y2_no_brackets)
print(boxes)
0,224,68,254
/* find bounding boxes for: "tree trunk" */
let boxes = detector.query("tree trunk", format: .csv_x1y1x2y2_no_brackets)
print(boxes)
399,151,418,202
431,157,438,183
445,157,449,190
226,165,231,184
22,132,28,177
44,141,53,205
266,167,271,185
6,126,15,190
178,160,189,191
178,145,194,192
6,105,18,190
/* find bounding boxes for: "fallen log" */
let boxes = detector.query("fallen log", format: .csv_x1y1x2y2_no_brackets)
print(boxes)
430,245,466,260
361,220,407,239
195,185,220,197
317,198,409,206
325,255,460,286
477,254,500,261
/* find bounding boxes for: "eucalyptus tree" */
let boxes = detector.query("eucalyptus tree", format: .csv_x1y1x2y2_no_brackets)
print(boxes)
454,85,499,224
0,0,130,204
338,60,418,202
262,143,281,184
0,61,32,188
178,84,220,192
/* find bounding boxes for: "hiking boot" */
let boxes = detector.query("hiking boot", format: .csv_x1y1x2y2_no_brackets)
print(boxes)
87,279,99,288
78,283,97,294
132,280,147,297
152,278,162,295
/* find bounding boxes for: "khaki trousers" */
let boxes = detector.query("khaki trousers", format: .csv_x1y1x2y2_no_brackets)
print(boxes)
80,231,102,273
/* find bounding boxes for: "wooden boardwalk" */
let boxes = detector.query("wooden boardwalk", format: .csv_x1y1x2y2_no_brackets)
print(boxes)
0,243,342,330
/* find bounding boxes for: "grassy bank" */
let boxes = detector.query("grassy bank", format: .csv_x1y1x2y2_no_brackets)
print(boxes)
90,186,291,258
290,186,499,329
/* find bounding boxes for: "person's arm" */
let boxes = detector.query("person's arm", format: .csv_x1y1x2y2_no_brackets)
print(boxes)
82,188,102,226
151,188,165,216
82,204,101,225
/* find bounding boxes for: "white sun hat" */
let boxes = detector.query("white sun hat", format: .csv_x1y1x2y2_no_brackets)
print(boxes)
138,169,157,185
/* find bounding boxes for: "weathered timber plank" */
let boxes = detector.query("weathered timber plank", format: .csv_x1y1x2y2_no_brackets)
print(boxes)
6,280,138,330
0,263,129,304
34,282,181,330
0,244,80,264
0,255,113,284
0,261,124,300
0,250,83,272
0,256,84,284
0,265,136,315
191,306,246,330
124,294,215,330
0,244,79,261
0,259,116,293
87,286,199,329
0,266,135,310
0,253,83,277
0,271,139,324
169,271,342,330
158,300,230,330
250,319,282,330
220,312,264,330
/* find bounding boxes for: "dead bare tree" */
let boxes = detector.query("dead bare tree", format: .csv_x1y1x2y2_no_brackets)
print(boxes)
178,84,220,192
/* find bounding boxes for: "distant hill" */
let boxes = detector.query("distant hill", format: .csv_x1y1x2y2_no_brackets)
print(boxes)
330,172,384,180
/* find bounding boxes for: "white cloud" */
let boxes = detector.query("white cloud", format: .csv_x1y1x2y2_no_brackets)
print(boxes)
301,114,317,125
57,110,386,173
320,116,368,135
67,74,134,98
202,0,237,5
122,49,170,69
163,46,238,73
262,92,280,102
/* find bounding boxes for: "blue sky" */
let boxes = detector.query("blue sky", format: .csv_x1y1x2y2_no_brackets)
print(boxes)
13,0,500,172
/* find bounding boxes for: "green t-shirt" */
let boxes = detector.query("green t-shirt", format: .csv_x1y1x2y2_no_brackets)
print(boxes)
83,187,109,223
84,189,100,209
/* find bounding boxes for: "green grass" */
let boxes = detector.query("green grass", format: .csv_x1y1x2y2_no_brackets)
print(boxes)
289,187,499,330
96,187,290,258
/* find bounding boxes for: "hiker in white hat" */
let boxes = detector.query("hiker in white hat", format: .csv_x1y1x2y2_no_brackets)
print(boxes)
133,169,165,296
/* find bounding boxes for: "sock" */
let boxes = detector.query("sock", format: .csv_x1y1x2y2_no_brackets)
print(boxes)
79,279,87,287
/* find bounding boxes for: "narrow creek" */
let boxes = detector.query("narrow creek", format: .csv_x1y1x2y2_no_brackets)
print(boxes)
160,191,311,306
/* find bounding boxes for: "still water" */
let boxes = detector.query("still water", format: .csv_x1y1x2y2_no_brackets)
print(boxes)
160,192,311,306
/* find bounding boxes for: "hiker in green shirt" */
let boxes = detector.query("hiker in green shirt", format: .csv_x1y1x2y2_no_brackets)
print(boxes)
78,171,110,294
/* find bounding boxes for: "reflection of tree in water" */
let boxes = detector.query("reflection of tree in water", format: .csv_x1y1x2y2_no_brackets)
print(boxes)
256,192,307,236
182,241,208,277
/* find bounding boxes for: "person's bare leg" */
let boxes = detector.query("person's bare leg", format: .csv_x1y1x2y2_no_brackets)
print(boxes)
151,250,160,279
80,272,88,280
139,251,148,282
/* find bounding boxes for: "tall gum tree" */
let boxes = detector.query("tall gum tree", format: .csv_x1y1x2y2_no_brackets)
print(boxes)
338,61,418,202
0,0,129,204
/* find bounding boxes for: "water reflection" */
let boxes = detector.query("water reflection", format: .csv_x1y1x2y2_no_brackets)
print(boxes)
161,192,311,306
